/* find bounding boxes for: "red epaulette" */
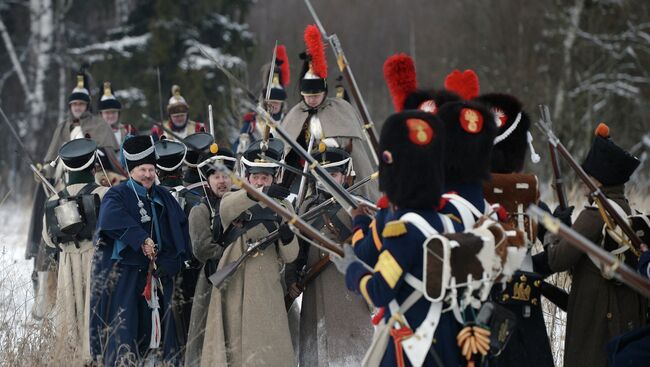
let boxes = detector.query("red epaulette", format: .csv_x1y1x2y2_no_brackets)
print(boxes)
376,195,390,209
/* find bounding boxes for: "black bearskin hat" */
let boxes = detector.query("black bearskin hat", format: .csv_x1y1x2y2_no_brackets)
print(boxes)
437,101,497,186
155,138,187,172
379,110,446,209
475,93,531,173
59,138,97,172
582,123,640,187
98,82,122,112
122,135,157,170
402,89,462,115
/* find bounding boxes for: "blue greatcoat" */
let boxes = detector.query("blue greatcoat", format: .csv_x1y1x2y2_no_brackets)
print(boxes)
346,208,462,367
89,179,190,366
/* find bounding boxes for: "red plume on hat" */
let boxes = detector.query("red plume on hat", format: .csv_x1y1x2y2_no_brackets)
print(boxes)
444,69,480,100
383,54,417,112
276,44,290,86
304,24,328,79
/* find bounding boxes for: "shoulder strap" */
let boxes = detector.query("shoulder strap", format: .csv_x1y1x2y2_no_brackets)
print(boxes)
399,212,439,237
443,193,485,218
78,182,100,196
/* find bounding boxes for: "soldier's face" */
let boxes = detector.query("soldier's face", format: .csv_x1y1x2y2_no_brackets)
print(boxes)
248,172,273,188
209,171,232,198
170,113,188,127
131,164,156,190
101,110,119,125
329,171,345,185
69,101,88,118
267,101,282,114
303,93,325,108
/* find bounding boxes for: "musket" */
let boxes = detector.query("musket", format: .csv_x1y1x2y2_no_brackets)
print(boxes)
285,255,331,310
200,50,361,214
157,67,165,124
209,171,378,289
264,41,278,106
535,116,646,255
251,102,359,214
304,0,380,168
528,204,650,298
209,231,280,289
0,106,57,195
539,105,568,210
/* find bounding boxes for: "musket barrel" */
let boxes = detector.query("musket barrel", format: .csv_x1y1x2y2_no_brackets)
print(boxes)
528,205,650,298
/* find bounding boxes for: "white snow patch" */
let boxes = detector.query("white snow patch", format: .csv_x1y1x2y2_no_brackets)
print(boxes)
0,202,35,341
68,33,151,59
179,39,244,71
114,87,147,107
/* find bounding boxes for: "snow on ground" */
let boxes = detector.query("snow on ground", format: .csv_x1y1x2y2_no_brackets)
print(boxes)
0,201,34,341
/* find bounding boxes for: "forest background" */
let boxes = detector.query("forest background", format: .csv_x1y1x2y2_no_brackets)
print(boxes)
1,0,650,197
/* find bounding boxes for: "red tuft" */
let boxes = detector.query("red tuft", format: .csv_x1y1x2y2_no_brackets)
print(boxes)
142,273,152,300
595,122,610,138
383,54,417,112
376,194,390,209
444,69,480,100
304,25,328,79
276,44,290,86
243,112,256,122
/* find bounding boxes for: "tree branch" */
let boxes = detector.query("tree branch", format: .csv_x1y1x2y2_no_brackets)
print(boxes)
0,16,33,102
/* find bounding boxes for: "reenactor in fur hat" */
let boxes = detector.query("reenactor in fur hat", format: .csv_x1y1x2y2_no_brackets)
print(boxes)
200,138,299,366
473,92,556,367
333,110,459,366
41,138,109,363
281,25,378,201
534,124,646,367
89,135,191,366
437,70,499,229
285,144,374,366
151,85,205,141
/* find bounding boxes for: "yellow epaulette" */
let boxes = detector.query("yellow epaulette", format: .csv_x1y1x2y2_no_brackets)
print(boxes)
382,220,407,238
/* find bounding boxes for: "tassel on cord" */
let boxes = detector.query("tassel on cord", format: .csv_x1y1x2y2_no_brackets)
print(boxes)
527,131,541,163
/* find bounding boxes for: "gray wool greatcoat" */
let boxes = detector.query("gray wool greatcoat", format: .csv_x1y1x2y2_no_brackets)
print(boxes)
184,201,225,367
200,189,299,366
281,98,379,202
546,185,647,367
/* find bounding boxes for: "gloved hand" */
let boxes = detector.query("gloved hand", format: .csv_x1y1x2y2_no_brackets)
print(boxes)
278,222,294,245
264,184,291,200
553,205,574,227
536,201,552,242
331,244,359,275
